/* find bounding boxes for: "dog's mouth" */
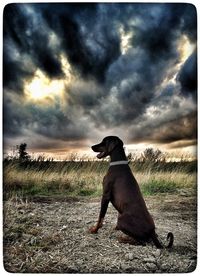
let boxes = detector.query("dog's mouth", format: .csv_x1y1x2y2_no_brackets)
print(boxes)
92,144,108,159
96,151,107,159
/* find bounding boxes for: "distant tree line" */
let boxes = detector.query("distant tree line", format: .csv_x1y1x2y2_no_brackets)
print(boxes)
17,143,30,161
4,143,196,165
4,143,31,162
3,143,197,174
127,148,165,163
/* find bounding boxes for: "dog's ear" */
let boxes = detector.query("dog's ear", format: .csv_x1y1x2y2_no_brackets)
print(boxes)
107,138,123,153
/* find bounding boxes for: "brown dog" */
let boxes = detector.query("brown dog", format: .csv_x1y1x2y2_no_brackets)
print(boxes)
89,136,174,248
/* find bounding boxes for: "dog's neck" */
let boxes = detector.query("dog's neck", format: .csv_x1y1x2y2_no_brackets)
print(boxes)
110,147,127,162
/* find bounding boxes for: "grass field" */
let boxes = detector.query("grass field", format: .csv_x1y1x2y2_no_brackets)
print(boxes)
3,159,197,199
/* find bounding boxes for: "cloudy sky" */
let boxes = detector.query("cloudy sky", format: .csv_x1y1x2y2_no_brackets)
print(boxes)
3,3,197,159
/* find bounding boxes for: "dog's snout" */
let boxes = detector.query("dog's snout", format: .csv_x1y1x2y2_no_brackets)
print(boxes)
91,145,96,151
91,144,100,152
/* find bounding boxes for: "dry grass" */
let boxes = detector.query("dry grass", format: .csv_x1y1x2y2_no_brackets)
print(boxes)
136,171,196,195
3,159,197,199
4,161,105,198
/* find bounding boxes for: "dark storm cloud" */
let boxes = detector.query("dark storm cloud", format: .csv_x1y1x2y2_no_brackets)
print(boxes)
103,49,159,125
27,104,90,141
3,3,63,92
4,3,197,84
3,46,34,92
178,50,197,101
128,111,197,146
131,3,196,59
150,112,197,144
39,3,121,82
92,3,197,128
3,3,197,150
3,90,90,142
3,93,27,137
180,4,197,42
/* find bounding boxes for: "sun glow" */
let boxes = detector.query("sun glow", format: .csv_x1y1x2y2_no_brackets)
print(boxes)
25,69,65,101
178,35,195,63
119,27,132,55
60,54,73,81
158,35,196,91
24,55,74,103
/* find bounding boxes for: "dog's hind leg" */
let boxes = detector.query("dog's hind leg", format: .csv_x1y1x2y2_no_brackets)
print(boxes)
118,235,146,246
151,231,163,249
114,213,122,230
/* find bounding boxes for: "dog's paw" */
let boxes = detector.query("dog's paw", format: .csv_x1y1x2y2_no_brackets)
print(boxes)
114,225,120,231
88,226,98,234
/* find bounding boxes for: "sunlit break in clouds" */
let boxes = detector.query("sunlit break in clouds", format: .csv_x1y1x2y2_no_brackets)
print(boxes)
3,3,197,159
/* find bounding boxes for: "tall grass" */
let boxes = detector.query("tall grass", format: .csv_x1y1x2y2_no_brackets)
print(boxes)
3,159,197,199
3,160,106,199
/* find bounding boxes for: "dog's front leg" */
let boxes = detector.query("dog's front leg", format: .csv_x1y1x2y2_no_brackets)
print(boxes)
89,195,110,234
89,177,111,234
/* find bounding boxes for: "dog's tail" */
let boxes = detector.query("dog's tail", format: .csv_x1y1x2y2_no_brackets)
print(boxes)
152,231,174,249
166,232,174,248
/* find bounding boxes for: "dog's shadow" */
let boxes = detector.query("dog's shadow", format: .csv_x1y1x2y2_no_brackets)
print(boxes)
169,245,196,257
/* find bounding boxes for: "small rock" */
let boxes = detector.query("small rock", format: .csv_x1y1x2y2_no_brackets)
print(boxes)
125,253,134,261
128,253,134,260
144,257,156,263
22,233,32,243
146,262,157,271
161,263,169,271
120,263,128,270
153,249,161,258
125,254,129,260
29,236,37,245
76,259,84,266
80,240,89,247
86,220,93,224
60,225,67,231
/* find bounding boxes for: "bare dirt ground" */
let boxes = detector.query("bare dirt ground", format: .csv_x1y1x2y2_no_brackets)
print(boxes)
3,194,197,273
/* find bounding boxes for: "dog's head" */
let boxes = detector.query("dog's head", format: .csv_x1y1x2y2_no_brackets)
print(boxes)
91,136,124,159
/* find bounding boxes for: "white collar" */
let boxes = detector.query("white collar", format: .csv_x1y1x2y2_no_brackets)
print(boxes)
109,160,129,166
